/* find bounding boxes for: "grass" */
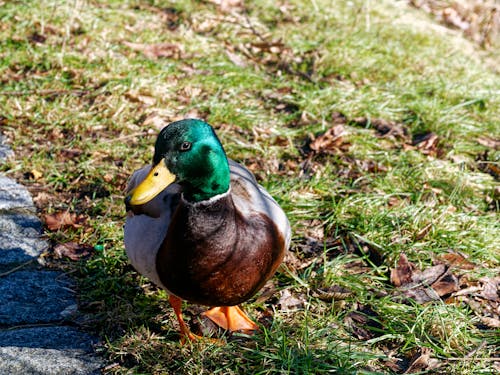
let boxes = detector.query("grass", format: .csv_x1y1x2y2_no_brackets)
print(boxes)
0,0,498,373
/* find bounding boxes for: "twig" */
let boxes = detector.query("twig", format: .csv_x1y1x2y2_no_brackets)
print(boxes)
465,340,488,359
243,14,268,43
0,259,35,278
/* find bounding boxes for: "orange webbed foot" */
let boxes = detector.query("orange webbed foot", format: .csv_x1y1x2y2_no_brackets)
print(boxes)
202,306,259,333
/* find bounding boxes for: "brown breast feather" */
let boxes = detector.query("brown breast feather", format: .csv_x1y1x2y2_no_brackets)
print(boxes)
156,194,285,306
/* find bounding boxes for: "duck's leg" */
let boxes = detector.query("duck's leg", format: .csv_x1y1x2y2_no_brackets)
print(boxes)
202,306,259,332
168,295,201,342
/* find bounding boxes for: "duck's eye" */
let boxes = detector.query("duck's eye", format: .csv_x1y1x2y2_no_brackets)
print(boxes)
180,141,192,151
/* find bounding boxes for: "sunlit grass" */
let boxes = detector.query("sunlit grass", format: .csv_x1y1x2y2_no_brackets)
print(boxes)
0,0,498,373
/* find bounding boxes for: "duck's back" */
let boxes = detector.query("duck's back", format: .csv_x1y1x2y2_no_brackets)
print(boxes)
228,160,291,250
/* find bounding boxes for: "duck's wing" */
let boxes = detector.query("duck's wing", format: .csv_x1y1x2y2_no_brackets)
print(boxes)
228,159,291,250
124,165,181,289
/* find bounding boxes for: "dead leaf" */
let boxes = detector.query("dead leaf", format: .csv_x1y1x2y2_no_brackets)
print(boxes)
352,117,410,141
309,124,350,155
30,169,43,180
414,222,433,240
103,173,114,183
392,254,460,303
59,148,83,159
431,272,459,297
480,316,500,328
32,192,52,206
479,277,500,302
412,132,439,155
142,112,169,130
312,285,353,302
438,251,476,270
404,347,440,374
282,251,306,273
477,136,500,150
390,253,415,287
54,242,94,260
345,305,382,340
476,150,500,180
124,90,156,106
161,7,183,31
123,41,183,60
442,7,470,30
277,289,306,312
254,280,278,304
407,288,442,303
28,32,46,44
411,264,447,285
226,51,247,67
44,211,85,231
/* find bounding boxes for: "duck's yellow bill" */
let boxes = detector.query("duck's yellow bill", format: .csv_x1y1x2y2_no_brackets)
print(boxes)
128,159,176,205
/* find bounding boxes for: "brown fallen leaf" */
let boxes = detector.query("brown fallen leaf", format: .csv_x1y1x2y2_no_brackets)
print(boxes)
477,136,500,150
392,253,459,303
254,280,278,304
479,276,499,302
400,285,441,304
44,211,86,231
404,347,440,374
390,253,415,287
59,148,83,159
352,117,410,141
411,264,447,285
345,304,382,340
123,41,183,60
476,150,500,180
412,132,439,156
431,271,459,297
480,316,500,328
312,285,353,302
442,7,470,31
277,289,306,312
54,242,94,261
226,50,247,67
142,112,170,130
28,32,46,44
438,251,476,270
124,90,156,106
27,169,43,180
382,358,404,373
309,124,349,155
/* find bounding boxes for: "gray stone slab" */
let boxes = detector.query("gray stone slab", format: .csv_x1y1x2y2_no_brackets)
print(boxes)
0,134,13,160
0,176,34,211
0,134,106,372
0,326,99,351
0,327,103,374
0,270,75,325
0,213,47,265
0,346,102,375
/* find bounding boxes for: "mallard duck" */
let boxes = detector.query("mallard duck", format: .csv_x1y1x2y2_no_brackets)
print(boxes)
124,119,291,341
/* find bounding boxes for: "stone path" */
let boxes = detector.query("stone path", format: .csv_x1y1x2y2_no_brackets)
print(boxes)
0,134,104,374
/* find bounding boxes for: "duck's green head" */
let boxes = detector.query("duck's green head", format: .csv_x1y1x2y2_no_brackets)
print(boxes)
128,119,230,204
